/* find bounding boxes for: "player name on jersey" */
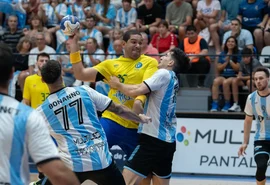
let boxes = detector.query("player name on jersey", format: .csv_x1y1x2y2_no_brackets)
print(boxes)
49,91,80,109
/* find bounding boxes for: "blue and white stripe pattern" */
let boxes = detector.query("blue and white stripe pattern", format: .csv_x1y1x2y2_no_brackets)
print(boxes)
245,92,270,141
116,7,137,28
0,94,59,184
36,85,113,172
138,69,179,143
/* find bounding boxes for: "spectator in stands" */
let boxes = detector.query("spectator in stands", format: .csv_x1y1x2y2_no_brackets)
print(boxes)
1,15,23,52
23,14,53,46
82,0,92,18
58,41,76,87
229,47,262,112
136,0,163,37
194,0,220,43
115,0,137,32
23,0,46,24
141,31,159,61
107,28,123,54
55,29,69,52
28,32,56,75
209,0,243,54
179,25,210,87
264,6,270,46
15,37,33,92
150,20,178,54
91,0,117,35
79,15,103,48
83,37,105,67
106,39,123,59
43,0,67,28
166,0,193,41
222,18,254,52
68,0,86,22
237,0,268,53
210,36,241,112
23,52,50,109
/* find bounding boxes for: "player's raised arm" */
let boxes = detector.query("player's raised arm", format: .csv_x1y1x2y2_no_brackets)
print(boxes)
68,32,98,82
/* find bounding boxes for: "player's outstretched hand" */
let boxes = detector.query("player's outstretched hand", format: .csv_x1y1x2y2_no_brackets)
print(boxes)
108,76,120,89
139,114,152,124
238,144,247,157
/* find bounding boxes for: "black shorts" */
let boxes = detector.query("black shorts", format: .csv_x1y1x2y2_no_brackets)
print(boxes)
42,159,125,185
124,134,176,179
254,140,270,157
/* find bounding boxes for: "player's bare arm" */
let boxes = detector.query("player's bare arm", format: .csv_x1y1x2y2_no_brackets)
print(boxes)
107,102,151,123
68,32,98,82
109,76,150,97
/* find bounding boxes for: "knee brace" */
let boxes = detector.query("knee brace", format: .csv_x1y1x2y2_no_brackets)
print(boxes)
255,154,269,181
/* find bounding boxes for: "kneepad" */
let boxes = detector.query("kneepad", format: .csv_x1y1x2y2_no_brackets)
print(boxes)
255,154,269,181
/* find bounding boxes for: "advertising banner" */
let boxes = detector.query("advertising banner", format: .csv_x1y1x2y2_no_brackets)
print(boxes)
172,118,261,176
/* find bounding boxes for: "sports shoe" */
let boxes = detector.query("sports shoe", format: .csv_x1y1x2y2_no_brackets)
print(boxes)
228,103,242,112
221,102,231,112
210,101,218,112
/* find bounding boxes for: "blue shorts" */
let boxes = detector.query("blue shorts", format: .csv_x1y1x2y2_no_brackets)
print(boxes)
100,118,139,158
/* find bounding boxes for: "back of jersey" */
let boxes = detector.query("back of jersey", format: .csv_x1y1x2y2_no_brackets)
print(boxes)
0,94,59,185
37,85,113,172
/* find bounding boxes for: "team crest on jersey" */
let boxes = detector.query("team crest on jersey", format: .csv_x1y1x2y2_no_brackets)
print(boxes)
114,64,119,68
135,62,142,69
113,91,132,104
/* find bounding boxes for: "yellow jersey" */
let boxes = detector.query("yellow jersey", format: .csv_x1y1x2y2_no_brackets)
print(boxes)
23,74,50,109
94,55,158,129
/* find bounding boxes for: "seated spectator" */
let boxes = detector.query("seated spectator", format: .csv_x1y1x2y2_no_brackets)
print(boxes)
264,6,270,46
210,36,241,112
229,47,262,112
140,31,159,61
83,37,105,67
115,0,137,32
136,0,162,37
194,0,220,42
58,41,76,87
28,32,56,75
23,14,53,46
106,39,123,59
222,18,254,52
107,28,123,54
179,25,210,87
166,0,193,41
23,0,46,24
0,15,23,52
82,0,92,18
209,0,243,54
90,0,117,35
79,15,103,49
67,0,86,22
237,0,268,53
55,29,68,52
150,20,178,54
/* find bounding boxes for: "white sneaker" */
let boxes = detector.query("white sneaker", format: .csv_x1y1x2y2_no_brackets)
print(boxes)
228,104,242,112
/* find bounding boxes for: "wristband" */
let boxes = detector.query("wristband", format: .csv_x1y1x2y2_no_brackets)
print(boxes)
145,25,149,29
70,51,82,64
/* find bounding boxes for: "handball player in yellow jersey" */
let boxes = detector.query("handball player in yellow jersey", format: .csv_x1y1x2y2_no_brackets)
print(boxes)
69,30,158,157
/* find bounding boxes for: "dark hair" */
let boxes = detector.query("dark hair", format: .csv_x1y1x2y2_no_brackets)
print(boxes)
171,48,191,74
123,30,142,42
122,0,132,3
37,52,50,61
186,25,197,33
231,18,241,26
224,36,239,62
86,15,97,21
159,20,169,29
241,47,253,57
0,43,14,87
254,67,270,78
87,37,99,49
41,60,62,84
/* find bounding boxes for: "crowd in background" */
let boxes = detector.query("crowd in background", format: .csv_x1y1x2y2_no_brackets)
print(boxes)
1,0,270,113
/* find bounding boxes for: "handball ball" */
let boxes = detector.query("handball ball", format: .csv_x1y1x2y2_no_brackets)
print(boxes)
60,15,80,36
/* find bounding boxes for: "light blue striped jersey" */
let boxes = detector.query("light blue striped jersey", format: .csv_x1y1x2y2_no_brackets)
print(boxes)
0,93,59,185
80,29,103,46
116,7,137,28
138,69,179,143
244,91,270,141
36,85,113,172
95,3,116,27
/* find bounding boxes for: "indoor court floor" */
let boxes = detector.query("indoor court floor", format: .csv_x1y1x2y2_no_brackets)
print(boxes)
31,174,262,185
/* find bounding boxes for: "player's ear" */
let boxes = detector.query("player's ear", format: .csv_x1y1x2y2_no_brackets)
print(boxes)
121,40,126,47
168,59,175,67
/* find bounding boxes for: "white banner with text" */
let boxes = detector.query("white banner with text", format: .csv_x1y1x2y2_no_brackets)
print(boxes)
172,118,264,176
